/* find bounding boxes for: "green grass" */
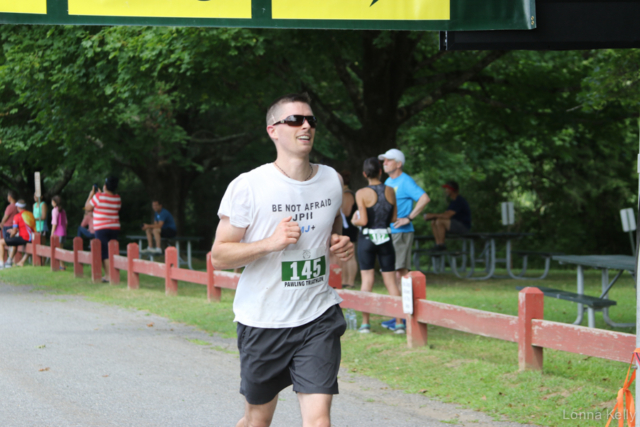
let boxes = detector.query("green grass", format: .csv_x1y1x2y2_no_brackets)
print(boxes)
0,264,634,426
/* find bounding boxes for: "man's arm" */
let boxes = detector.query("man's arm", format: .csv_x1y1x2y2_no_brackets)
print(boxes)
84,188,96,212
142,221,164,230
210,215,301,270
0,212,8,229
424,210,456,221
329,213,354,262
393,193,430,228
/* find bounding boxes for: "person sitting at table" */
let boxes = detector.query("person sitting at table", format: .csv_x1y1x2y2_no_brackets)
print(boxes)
423,180,471,251
77,208,95,241
0,200,35,269
141,200,177,255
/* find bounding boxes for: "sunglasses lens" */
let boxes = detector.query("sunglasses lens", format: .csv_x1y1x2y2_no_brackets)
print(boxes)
284,115,317,128
306,116,317,128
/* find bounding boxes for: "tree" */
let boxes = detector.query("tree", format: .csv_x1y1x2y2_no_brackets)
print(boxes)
266,30,506,176
0,25,269,231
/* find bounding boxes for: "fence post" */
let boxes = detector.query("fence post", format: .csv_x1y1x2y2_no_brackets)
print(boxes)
127,243,139,290
32,233,42,267
165,247,178,296
329,264,343,289
406,271,428,349
50,235,60,272
206,252,220,302
518,287,544,371
109,240,120,285
73,237,83,278
90,239,102,283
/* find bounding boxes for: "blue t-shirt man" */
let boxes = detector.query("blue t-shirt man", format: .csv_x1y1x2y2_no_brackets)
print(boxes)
155,208,176,231
384,173,426,234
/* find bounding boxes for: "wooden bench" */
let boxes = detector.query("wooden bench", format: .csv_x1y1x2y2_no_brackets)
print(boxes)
516,285,616,328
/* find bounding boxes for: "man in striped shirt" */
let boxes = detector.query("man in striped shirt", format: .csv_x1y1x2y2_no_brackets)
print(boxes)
84,177,121,282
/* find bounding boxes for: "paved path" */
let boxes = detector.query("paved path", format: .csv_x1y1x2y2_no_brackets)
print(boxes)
0,282,533,427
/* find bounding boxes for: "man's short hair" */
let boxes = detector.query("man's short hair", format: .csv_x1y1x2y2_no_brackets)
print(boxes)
152,200,162,206
7,190,17,201
266,93,312,126
15,199,26,209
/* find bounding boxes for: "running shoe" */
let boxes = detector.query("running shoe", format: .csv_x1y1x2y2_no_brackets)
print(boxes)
358,324,371,334
382,318,406,330
381,319,395,330
394,324,406,335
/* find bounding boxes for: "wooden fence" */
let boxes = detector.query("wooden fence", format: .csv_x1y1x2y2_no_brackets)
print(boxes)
16,234,636,371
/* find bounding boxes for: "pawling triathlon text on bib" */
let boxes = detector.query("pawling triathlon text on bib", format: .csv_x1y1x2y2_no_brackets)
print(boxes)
281,247,327,289
218,164,343,329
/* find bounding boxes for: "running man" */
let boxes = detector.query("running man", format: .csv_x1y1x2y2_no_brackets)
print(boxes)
210,93,354,427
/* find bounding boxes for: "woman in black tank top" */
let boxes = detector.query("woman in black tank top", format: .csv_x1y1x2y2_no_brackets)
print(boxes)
351,158,404,334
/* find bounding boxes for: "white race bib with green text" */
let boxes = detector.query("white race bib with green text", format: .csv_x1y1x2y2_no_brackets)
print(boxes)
368,229,391,246
281,247,327,290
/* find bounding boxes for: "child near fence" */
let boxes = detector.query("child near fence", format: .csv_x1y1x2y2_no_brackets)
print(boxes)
51,195,67,270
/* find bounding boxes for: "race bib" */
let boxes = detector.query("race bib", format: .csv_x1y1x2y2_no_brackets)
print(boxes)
281,247,327,290
368,229,391,246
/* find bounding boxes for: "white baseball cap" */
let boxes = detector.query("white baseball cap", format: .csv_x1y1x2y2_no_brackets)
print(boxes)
378,148,405,166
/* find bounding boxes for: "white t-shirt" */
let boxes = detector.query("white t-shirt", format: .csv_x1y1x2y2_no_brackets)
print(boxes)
218,163,344,328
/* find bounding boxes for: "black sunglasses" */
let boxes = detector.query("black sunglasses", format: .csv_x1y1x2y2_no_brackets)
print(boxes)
271,115,317,128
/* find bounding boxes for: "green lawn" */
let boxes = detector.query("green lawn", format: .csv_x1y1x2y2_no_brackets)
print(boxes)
0,262,634,426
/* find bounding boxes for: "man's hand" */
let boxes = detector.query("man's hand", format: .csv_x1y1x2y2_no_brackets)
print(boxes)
423,213,435,221
393,217,411,228
267,216,301,252
329,234,354,261
141,224,149,231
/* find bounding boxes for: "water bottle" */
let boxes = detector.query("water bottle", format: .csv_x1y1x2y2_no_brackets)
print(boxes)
346,309,357,330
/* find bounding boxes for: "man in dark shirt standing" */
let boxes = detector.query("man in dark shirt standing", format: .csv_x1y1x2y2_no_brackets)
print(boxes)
423,181,471,251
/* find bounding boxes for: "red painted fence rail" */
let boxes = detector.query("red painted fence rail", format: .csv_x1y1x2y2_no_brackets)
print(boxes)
16,234,636,371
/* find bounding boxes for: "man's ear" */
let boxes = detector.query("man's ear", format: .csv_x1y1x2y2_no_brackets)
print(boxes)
266,125,278,141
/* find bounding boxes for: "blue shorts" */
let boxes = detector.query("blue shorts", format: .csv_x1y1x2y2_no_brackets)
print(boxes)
95,229,119,260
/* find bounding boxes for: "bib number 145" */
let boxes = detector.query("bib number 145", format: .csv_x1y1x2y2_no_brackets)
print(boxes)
282,256,326,281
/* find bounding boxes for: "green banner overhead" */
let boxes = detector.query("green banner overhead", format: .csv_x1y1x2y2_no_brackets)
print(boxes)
0,0,536,31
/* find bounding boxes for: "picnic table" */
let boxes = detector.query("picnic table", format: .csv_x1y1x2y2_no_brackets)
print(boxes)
545,254,636,328
414,232,551,280
125,235,203,270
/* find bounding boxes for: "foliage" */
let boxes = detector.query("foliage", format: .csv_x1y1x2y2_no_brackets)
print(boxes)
580,49,640,110
403,50,637,254
0,25,271,230
0,26,637,254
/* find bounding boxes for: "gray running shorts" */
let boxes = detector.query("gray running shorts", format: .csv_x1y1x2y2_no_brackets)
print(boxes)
391,232,414,271
447,219,470,235
237,304,346,405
